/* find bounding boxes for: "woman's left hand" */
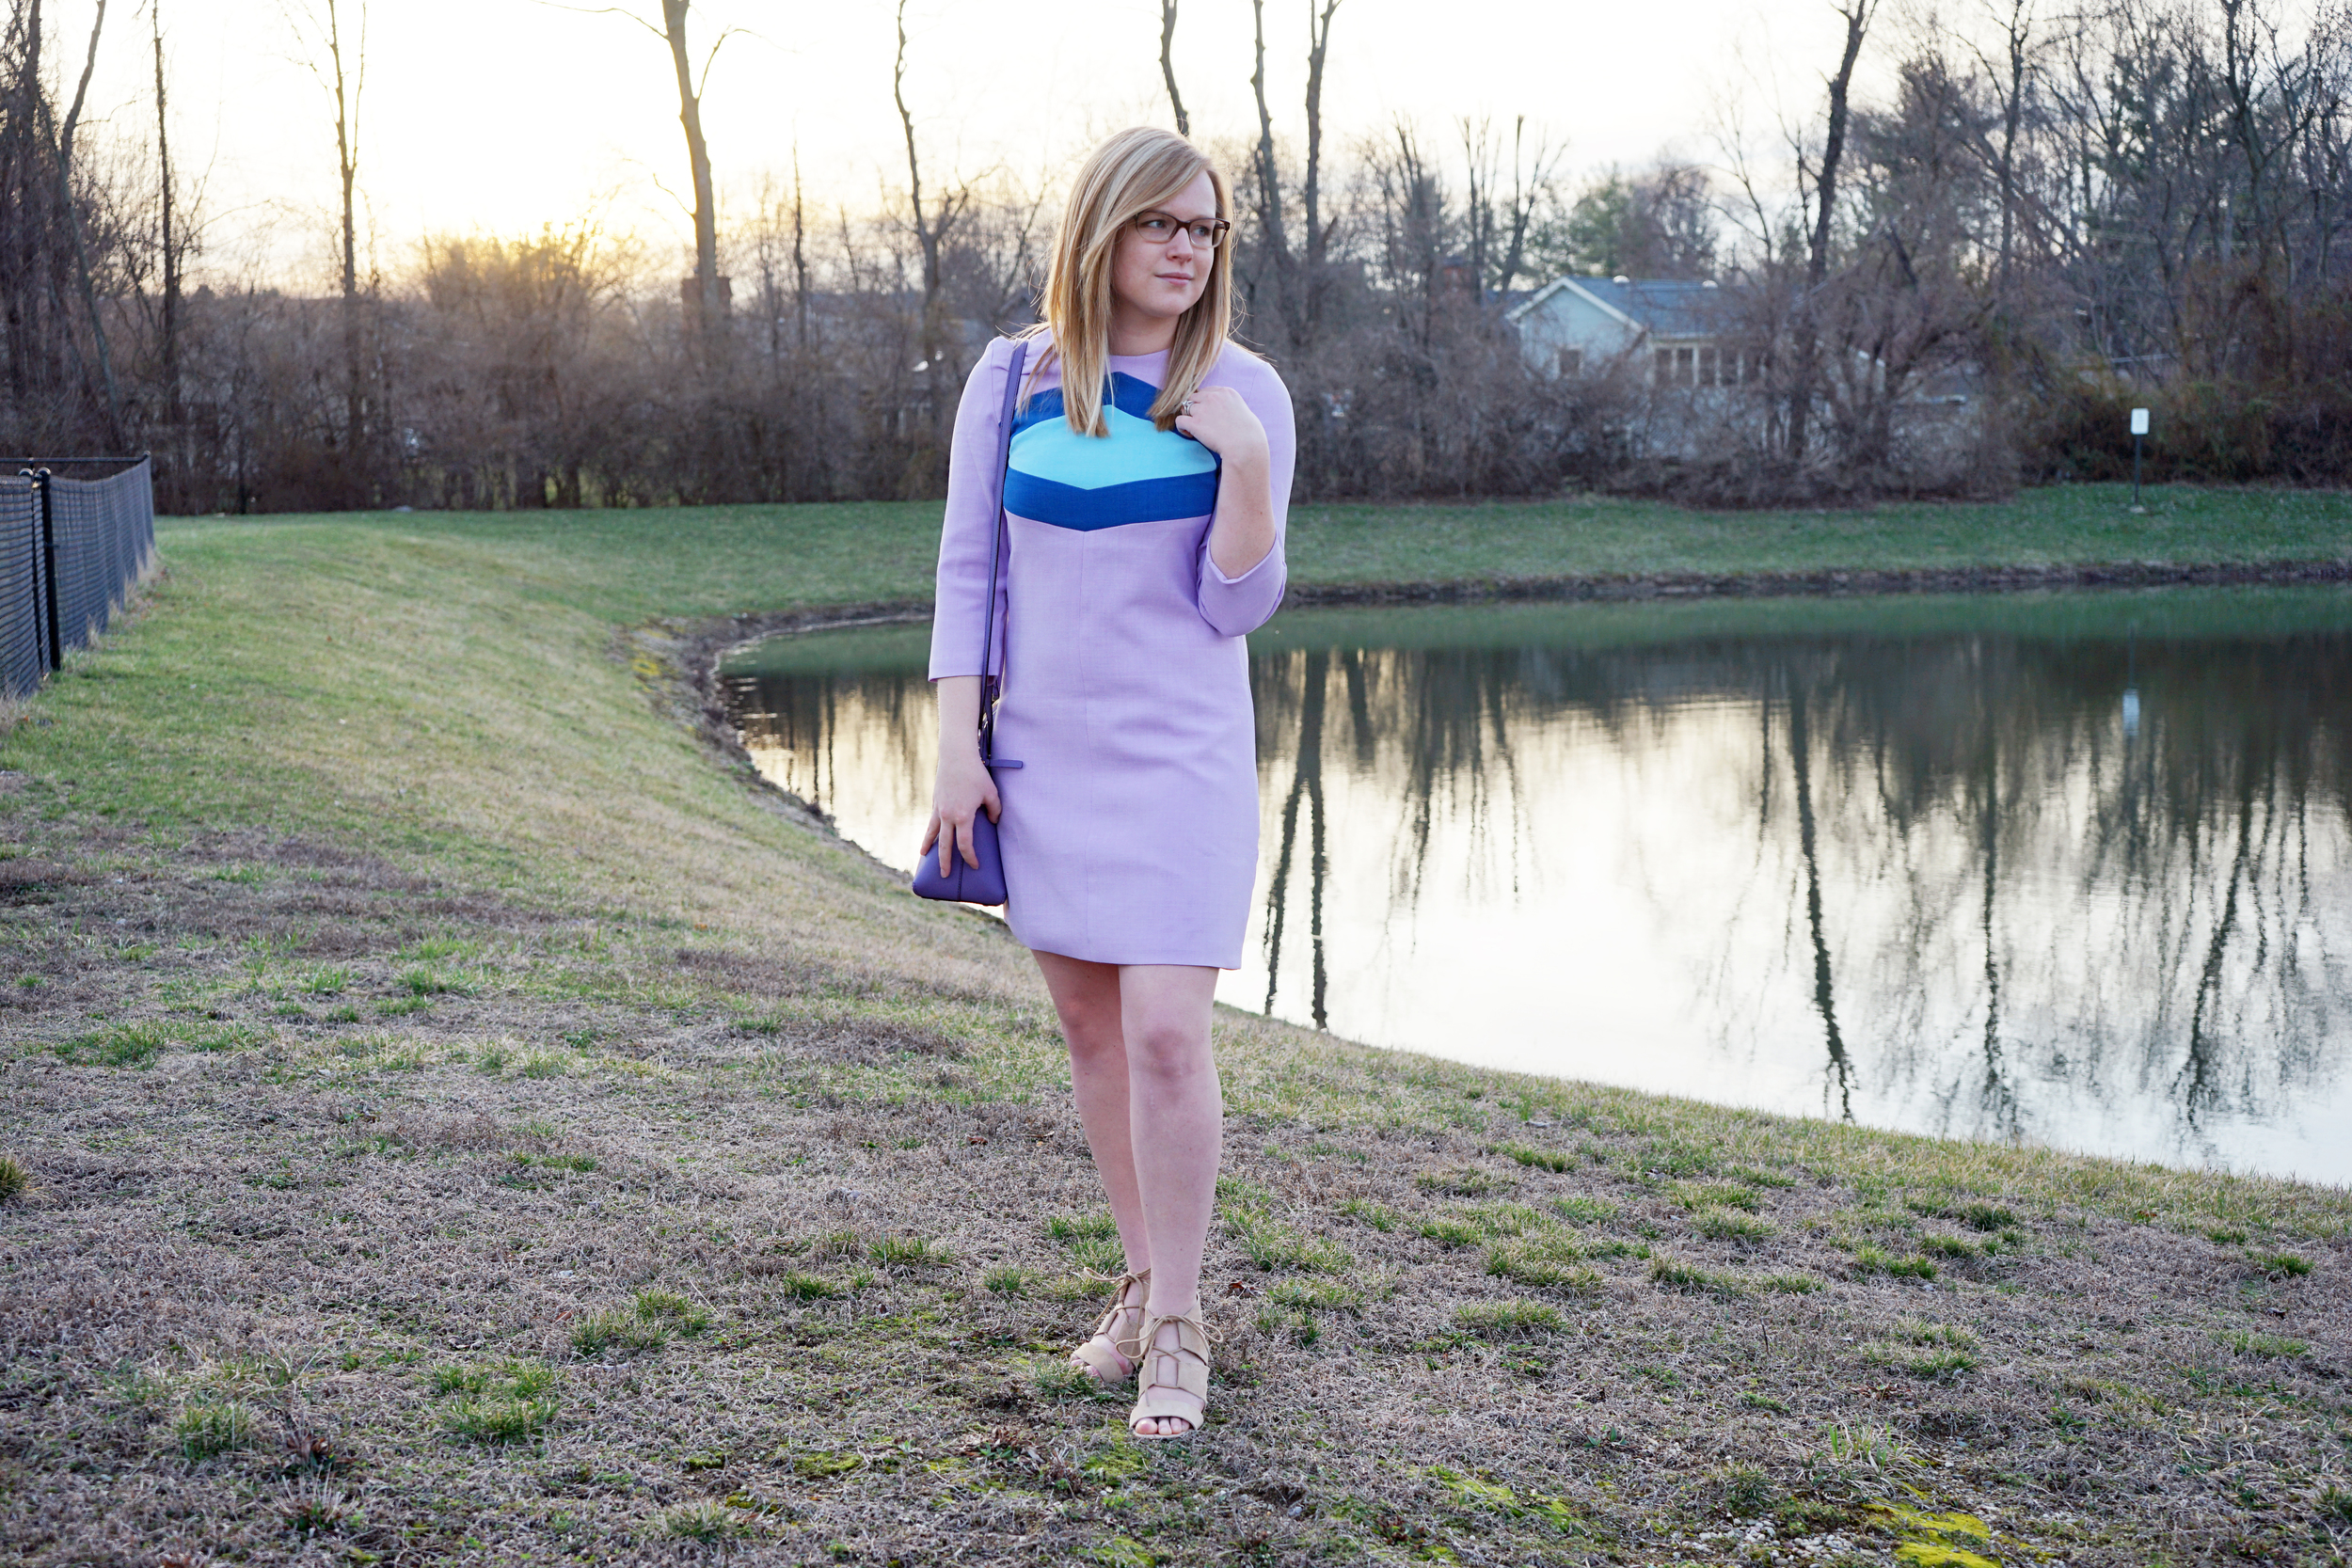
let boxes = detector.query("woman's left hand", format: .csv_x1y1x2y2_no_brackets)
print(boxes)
1173,385,1268,470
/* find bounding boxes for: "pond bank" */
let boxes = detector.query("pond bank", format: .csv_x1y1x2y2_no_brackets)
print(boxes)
0,506,2346,1565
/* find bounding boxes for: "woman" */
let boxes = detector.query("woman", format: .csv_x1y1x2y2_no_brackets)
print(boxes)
921,126,1294,1441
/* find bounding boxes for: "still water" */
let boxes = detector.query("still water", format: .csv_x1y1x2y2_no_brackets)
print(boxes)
720,590,2352,1184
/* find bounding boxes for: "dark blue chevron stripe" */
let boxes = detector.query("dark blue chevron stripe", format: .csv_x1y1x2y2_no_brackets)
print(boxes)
1005,467,1221,531
1012,372,1164,435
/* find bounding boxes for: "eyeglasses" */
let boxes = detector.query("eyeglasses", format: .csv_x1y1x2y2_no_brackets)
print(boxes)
1132,211,1232,250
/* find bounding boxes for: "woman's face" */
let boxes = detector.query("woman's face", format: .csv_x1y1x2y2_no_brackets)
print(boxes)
1108,170,1219,330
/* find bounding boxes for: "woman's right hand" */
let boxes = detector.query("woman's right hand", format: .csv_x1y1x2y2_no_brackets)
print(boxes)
923,748,1002,878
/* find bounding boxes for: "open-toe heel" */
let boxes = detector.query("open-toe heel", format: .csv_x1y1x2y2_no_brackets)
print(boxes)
1070,1269,1150,1386
1128,1310,1210,1441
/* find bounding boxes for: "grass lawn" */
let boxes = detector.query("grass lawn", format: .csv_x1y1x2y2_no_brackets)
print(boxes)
0,489,2347,1565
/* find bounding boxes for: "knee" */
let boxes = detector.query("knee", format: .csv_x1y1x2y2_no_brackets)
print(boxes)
1060,1008,1125,1065
1124,1020,1210,1084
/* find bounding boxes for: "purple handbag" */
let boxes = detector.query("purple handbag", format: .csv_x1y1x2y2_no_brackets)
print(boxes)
912,341,1029,907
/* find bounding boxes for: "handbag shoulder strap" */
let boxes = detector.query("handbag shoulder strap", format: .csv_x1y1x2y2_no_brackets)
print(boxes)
977,339,1029,764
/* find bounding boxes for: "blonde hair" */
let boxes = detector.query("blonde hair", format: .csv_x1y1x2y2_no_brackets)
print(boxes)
1025,127,1235,436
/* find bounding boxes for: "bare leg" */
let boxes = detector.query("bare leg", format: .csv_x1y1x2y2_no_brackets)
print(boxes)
1034,952,1152,1274
1117,964,1222,1435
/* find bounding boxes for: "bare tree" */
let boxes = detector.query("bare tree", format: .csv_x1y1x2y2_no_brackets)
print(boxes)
1248,0,1294,329
1462,115,1564,296
151,0,183,444
44,0,122,443
1787,0,1878,464
1299,0,1341,341
660,0,726,337
542,2,733,340
894,0,972,469
1158,0,1187,135
286,0,369,491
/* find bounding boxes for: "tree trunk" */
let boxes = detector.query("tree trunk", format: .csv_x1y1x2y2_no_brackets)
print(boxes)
1787,0,1872,466
791,148,810,352
50,0,124,446
1299,0,1340,345
153,1,183,444
1994,0,2029,288
311,0,367,499
1248,0,1293,331
1158,0,1187,136
661,0,724,341
894,0,940,379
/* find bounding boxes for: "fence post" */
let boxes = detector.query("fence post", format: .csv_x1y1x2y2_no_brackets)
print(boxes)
32,467,58,673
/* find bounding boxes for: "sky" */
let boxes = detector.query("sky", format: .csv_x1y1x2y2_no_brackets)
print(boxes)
56,0,1899,285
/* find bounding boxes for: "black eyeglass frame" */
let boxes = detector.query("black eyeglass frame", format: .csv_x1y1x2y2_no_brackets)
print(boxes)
1130,210,1232,250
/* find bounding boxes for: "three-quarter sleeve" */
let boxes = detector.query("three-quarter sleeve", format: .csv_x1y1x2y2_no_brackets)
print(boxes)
929,336,1021,681
1194,357,1295,638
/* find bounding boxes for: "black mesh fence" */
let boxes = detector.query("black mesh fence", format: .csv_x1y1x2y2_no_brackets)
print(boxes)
0,457,156,702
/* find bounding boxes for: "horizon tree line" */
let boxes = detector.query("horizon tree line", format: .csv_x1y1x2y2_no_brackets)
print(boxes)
0,0,2344,512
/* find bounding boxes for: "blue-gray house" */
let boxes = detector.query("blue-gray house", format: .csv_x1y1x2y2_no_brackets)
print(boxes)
1502,275,1736,386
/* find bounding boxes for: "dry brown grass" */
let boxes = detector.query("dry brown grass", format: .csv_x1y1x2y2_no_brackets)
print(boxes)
5,811,2348,1567
1,516,2348,1565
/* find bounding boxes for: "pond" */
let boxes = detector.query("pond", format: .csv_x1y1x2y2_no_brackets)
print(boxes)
719,588,2352,1184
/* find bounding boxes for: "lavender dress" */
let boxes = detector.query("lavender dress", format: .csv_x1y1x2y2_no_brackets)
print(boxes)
928,333,1295,969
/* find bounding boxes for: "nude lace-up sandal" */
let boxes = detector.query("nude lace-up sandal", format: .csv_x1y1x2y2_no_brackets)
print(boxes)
1070,1269,1150,1386
1127,1311,1211,1440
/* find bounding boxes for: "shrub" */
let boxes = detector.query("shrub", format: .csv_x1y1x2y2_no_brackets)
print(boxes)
0,1153,27,1202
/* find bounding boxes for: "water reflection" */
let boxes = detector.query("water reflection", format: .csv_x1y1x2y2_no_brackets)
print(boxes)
722,591,2352,1182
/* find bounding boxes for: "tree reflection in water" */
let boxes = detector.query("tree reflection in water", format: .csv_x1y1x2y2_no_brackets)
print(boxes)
719,594,2352,1176
1243,607,2352,1173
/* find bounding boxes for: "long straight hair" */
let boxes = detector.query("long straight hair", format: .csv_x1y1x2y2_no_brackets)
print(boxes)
1025,127,1235,436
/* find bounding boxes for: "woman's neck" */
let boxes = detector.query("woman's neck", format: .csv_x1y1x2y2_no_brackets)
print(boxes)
1105,303,1178,356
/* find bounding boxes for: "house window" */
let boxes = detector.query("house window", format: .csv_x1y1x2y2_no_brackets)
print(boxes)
1697,346,1720,386
1656,346,1699,387
1555,347,1583,377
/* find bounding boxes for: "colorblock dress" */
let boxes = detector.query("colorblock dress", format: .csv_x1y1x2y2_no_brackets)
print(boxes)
928,334,1295,968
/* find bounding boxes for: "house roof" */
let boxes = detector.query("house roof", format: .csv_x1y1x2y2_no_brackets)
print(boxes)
1505,276,1724,340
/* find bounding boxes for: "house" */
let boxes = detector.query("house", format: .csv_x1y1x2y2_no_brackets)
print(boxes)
1502,275,1736,387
